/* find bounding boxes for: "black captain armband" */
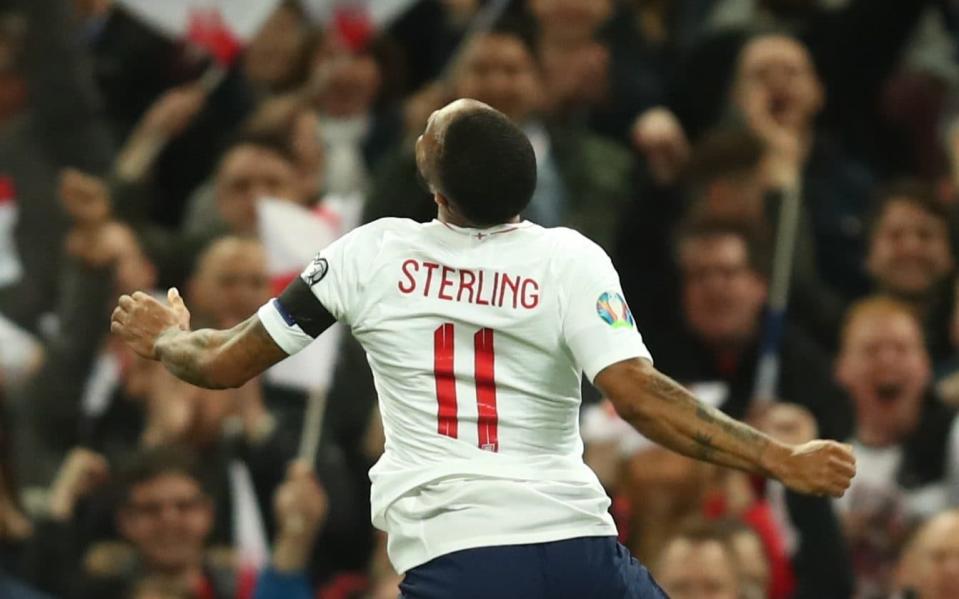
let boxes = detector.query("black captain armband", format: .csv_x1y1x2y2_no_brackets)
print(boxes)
276,276,336,338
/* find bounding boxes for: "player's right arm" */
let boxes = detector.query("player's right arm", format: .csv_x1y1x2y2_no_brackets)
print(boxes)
593,358,856,497
557,231,854,498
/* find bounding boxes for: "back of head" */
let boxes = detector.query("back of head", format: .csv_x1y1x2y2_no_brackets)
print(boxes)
436,108,537,227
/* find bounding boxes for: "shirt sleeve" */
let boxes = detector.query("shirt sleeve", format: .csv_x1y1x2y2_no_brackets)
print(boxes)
256,223,374,356
561,234,652,382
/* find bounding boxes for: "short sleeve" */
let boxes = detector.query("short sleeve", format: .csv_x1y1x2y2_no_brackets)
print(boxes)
560,234,652,382
257,222,379,356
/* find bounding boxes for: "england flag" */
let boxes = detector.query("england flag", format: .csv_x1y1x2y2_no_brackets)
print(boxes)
115,0,282,64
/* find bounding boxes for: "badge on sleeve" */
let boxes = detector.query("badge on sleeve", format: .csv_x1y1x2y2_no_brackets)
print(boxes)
301,254,329,286
596,292,634,329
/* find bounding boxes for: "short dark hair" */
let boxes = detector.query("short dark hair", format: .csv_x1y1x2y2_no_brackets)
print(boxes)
435,108,537,226
220,130,298,170
116,446,208,507
684,127,765,191
674,215,772,277
867,179,950,240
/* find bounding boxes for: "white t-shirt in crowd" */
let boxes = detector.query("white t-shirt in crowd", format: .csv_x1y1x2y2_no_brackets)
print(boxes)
257,218,652,573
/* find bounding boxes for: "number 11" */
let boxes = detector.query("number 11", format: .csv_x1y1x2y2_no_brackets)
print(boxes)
433,323,499,452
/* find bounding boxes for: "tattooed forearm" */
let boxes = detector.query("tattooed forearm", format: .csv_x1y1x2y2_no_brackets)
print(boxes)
155,328,233,388
695,404,767,453
693,431,716,461
647,371,694,404
612,364,779,476
155,316,287,389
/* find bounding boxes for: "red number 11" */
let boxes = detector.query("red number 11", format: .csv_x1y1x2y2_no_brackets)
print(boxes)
433,323,499,452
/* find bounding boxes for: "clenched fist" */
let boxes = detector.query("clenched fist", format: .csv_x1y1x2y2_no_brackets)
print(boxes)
111,288,191,360
771,440,856,498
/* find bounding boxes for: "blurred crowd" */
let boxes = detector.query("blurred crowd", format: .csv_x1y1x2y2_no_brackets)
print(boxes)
2,0,959,598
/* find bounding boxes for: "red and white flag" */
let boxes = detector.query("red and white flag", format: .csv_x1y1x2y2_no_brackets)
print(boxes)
302,0,420,50
116,0,282,64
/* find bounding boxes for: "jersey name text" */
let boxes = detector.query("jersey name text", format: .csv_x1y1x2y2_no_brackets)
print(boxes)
398,259,540,310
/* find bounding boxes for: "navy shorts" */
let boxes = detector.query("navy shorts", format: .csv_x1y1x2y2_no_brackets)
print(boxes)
399,536,669,599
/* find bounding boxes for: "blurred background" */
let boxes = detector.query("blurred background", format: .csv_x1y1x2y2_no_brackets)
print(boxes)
2,0,959,598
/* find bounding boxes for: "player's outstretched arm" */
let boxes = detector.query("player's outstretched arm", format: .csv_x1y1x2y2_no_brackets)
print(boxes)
594,358,856,497
111,288,287,389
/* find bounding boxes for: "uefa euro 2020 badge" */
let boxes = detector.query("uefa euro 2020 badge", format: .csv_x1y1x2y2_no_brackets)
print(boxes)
301,254,329,286
596,292,634,329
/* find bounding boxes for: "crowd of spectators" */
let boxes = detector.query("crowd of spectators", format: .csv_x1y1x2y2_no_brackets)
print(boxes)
2,0,959,597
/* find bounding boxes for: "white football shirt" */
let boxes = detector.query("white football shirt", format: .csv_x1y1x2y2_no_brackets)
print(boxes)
257,218,652,573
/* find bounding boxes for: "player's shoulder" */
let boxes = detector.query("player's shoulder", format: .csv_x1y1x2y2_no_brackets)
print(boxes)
540,226,611,261
355,217,422,237
338,217,423,249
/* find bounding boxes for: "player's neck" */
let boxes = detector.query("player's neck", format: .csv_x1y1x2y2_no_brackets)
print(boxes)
436,203,520,229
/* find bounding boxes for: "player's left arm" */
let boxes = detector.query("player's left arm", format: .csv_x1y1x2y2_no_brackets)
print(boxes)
595,357,856,497
111,288,288,389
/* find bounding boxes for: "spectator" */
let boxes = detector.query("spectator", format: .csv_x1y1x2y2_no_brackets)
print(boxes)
834,296,959,597
731,33,874,301
154,238,371,582
525,0,614,119
0,0,113,332
895,508,959,599
12,170,154,483
252,461,328,599
14,448,110,598
633,31,877,301
187,93,364,239
307,34,401,199
78,238,297,548
240,95,326,207
366,29,633,251
865,180,955,363
644,215,849,438
114,131,303,285
653,522,741,599
187,237,272,330
715,519,770,599
664,0,929,169
618,125,845,351
242,2,316,101
101,446,256,599
197,135,305,236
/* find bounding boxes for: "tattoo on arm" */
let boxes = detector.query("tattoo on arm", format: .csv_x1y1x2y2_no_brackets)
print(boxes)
695,404,766,450
692,431,716,461
156,316,287,389
624,367,775,475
